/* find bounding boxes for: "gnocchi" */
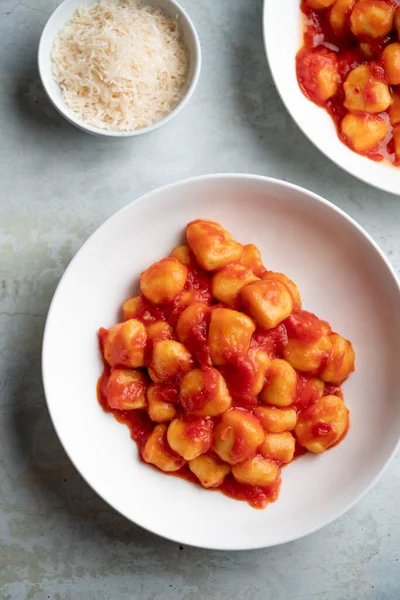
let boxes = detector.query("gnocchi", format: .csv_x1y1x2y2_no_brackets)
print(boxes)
147,383,177,423
107,368,148,410
213,409,265,465
103,319,147,368
295,395,349,453
140,257,188,304
98,220,354,509
240,279,293,329
189,454,230,488
167,417,213,461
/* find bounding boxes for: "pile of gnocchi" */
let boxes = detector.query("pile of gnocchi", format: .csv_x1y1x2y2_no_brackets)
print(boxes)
297,0,400,163
98,220,355,508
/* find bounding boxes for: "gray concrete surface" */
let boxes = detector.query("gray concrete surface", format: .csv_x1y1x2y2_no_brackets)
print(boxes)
1,1,400,598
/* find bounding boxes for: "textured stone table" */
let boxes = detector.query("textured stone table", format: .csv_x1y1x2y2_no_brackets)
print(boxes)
1,1,400,598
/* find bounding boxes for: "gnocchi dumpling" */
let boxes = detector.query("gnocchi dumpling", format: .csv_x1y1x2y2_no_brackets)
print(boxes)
341,113,389,153
179,367,232,416
232,456,279,487
211,263,259,307
260,432,296,464
146,321,174,343
107,368,148,410
189,454,230,488
283,311,333,373
259,358,297,407
213,409,265,465
329,0,356,34
148,340,193,383
382,43,400,86
142,424,185,472
254,406,297,433
140,257,188,304
103,319,147,368
147,383,177,422
170,244,192,266
186,219,243,271
297,49,339,106
122,295,141,321
208,307,255,365
283,336,332,374
248,348,271,396
239,244,266,277
241,279,293,329
350,0,395,38
320,333,355,384
261,271,301,309
167,417,213,461
295,395,349,454
343,65,391,114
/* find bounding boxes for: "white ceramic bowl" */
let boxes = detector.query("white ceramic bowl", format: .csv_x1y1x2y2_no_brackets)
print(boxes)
263,0,400,195
42,174,400,550
38,0,201,138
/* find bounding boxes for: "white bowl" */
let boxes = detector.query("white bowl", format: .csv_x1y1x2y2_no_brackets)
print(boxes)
42,174,400,550
38,0,201,138
263,1,400,195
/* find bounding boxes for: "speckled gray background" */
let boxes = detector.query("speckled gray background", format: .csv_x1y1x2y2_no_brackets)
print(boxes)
1,1,400,598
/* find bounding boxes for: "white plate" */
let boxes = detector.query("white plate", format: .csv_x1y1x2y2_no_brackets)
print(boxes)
263,1,400,195
42,174,400,550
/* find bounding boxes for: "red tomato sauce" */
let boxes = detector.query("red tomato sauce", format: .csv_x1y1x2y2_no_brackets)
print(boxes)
97,368,153,449
297,0,398,164
294,374,323,410
220,473,281,509
251,324,288,358
180,308,212,368
219,354,259,410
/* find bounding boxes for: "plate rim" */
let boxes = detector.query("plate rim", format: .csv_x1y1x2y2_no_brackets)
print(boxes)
41,172,400,550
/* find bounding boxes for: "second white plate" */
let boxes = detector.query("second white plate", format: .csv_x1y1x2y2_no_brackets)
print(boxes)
263,0,400,195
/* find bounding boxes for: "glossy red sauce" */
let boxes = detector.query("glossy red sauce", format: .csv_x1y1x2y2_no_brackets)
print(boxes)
219,354,259,410
297,0,399,163
285,310,327,343
219,473,281,509
294,374,324,410
179,307,212,368
251,324,288,358
183,416,213,443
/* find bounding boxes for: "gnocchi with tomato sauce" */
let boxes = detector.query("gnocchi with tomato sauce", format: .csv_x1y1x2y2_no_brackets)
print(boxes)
97,220,354,509
297,0,400,165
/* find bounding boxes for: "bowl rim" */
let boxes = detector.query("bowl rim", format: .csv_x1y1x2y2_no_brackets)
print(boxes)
37,0,202,138
262,0,400,195
41,172,400,550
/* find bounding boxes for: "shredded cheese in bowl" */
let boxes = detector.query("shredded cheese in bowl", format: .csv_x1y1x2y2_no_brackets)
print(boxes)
51,0,189,132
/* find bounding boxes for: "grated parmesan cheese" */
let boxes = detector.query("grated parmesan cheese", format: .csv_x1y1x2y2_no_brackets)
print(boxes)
51,0,189,131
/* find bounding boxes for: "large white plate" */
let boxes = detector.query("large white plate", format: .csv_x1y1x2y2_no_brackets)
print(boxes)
42,174,400,550
263,1,400,195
